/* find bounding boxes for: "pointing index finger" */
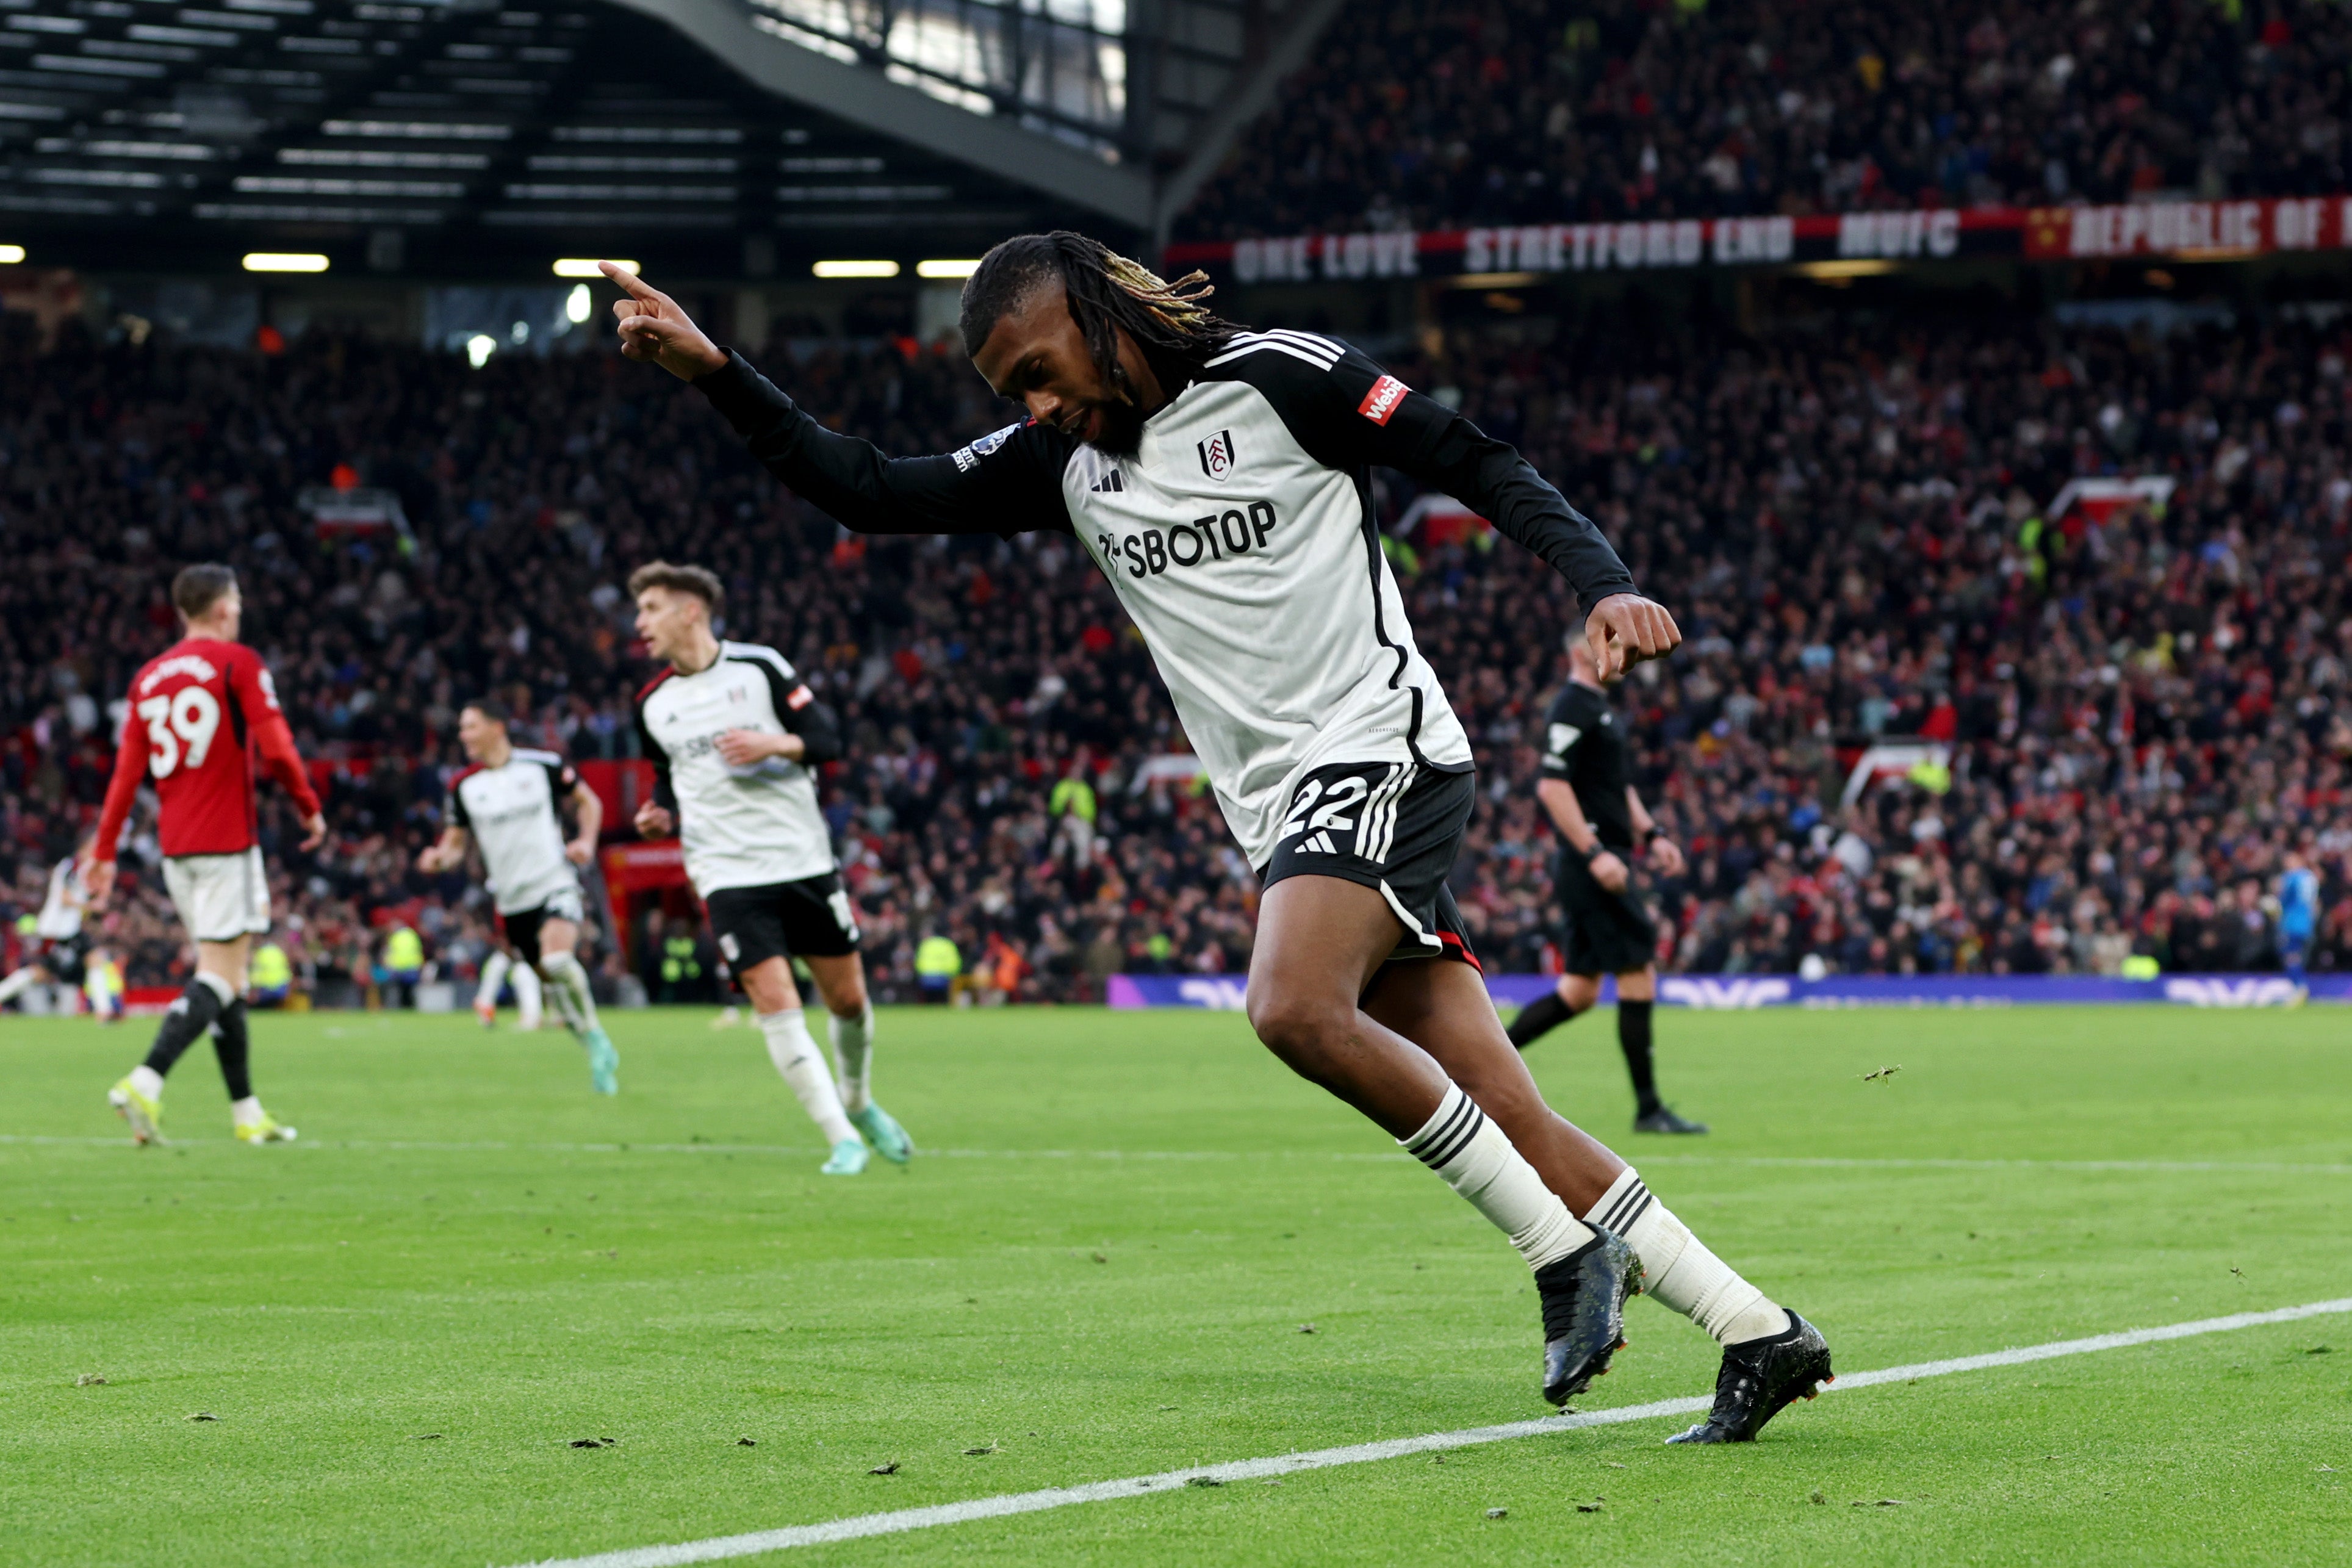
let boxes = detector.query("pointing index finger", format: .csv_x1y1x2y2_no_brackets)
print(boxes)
601,261,658,300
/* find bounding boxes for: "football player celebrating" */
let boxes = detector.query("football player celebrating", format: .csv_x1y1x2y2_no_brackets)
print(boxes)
603,237,1829,1443
628,562,910,1176
417,699,617,1092
90,564,325,1145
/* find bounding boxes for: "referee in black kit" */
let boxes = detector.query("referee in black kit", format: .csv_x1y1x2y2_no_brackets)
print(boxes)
1507,627,1708,1134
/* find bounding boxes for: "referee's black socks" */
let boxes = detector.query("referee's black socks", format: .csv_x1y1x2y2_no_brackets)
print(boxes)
1506,990,1583,1049
1617,999,1662,1118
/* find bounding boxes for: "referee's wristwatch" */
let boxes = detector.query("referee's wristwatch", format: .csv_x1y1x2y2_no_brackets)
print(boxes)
1573,839,1603,863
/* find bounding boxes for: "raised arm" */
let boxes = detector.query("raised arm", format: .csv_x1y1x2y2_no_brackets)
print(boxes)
603,264,1073,538
1257,341,1681,677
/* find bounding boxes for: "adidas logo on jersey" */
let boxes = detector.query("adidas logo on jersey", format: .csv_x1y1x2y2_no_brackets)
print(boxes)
1090,468,1124,493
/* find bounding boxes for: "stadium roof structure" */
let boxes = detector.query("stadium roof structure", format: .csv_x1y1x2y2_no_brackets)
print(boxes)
0,0,1342,278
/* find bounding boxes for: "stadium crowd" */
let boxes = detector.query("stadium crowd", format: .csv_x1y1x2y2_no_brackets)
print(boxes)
2,293,2348,1001
1179,0,2352,239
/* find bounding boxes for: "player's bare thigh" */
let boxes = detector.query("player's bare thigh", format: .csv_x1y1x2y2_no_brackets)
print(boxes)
800,952,868,1019
533,917,580,965
1245,874,1453,1136
195,935,253,991
735,955,802,1014
1364,957,1626,1212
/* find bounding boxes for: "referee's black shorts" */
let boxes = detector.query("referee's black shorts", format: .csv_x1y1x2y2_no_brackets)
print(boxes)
1552,847,1660,976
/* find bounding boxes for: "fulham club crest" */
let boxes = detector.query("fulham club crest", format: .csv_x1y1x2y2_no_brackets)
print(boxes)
1196,429,1236,481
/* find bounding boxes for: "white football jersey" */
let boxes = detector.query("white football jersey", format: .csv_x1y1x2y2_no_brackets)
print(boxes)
1054,353,1473,866
697,329,1638,871
36,856,84,940
633,641,836,896
448,747,581,916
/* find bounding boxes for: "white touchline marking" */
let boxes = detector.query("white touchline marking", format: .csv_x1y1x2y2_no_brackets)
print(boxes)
505,1297,2352,1568
5,1134,2347,1177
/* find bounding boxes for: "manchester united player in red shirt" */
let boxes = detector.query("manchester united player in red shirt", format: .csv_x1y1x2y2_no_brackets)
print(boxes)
88,564,326,1146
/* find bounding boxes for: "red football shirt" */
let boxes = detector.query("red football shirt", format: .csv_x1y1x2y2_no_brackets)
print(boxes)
95,638,322,861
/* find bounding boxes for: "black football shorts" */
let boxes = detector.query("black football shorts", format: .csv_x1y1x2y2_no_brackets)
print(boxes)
497,885,588,967
705,873,863,971
1260,760,1481,969
37,935,87,985
1552,847,1661,976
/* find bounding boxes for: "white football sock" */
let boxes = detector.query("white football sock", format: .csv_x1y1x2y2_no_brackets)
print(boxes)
512,962,544,1029
829,1004,874,1115
1401,1084,1593,1271
129,1064,165,1099
231,1096,264,1129
761,1008,857,1146
476,950,511,1009
538,952,599,1036
1586,1168,1789,1345
0,966,38,1004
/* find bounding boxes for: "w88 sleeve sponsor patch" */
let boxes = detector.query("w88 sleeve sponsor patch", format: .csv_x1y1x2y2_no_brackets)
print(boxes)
1358,375,1409,425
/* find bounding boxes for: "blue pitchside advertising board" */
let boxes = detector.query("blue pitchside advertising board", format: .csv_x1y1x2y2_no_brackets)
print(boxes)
1107,974,2352,1010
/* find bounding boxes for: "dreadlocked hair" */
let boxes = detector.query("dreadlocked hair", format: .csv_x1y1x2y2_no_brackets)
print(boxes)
959,231,1240,389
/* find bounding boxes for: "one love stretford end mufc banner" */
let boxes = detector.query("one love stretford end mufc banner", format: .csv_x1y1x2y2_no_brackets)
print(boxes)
1162,196,2352,284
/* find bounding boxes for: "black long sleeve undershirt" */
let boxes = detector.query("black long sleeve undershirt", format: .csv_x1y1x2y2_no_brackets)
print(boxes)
695,343,1640,612
778,694,843,767
697,350,1073,538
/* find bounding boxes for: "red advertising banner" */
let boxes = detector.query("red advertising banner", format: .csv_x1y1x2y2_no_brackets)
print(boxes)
2022,196,2352,259
1163,197,2352,282
601,840,687,893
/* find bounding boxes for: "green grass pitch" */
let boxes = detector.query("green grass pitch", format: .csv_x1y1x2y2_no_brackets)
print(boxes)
4,1002,2349,1566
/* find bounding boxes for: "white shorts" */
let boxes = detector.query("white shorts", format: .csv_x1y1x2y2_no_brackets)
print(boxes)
164,847,271,943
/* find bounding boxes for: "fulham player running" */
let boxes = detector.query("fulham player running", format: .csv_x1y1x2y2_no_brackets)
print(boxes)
417,699,617,1092
628,563,911,1175
91,564,326,1145
605,235,1831,1444
0,844,95,1013
1506,628,1708,1134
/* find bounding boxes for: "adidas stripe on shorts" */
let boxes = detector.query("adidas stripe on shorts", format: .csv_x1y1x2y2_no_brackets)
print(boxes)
1259,760,1481,971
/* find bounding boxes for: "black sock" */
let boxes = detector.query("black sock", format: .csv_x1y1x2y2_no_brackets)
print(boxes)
1506,990,1583,1049
142,979,227,1080
1618,999,1661,1116
213,999,253,1102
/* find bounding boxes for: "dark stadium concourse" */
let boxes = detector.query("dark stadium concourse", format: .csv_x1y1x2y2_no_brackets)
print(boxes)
0,0,1129,281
